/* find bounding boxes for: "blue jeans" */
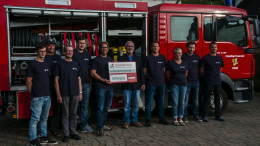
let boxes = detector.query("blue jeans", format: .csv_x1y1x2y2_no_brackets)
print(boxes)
145,84,166,121
95,88,113,129
184,83,200,118
29,96,51,141
170,84,187,119
80,83,90,129
123,90,141,123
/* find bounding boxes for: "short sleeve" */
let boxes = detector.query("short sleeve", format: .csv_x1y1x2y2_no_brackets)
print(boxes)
163,55,167,67
201,57,206,67
221,57,224,67
91,57,98,70
143,57,148,68
26,61,34,77
53,62,61,76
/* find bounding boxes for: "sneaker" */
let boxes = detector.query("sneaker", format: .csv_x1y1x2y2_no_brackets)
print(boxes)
96,128,104,136
39,136,58,145
70,134,81,140
123,122,130,129
30,139,41,146
145,120,151,127
179,120,186,126
103,125,112,131
215,117,225,122
202,117,209,122
183,117,188,123
173,121,180,126
133,121,142,127
51,131,62,138
81,125,94,133
159,119,169,125
194,117,202,122
62,136,69,143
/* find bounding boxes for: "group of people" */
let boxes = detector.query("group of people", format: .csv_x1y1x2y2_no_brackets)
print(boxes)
26,36,225,146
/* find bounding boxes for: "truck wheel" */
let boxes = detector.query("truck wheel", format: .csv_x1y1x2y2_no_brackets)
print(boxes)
201,88,228,116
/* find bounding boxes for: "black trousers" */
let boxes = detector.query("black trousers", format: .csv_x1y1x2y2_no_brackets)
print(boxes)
202,82,221,118
50,89,62,132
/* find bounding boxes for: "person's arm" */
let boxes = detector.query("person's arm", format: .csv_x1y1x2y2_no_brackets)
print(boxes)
139,59,145,91
78,76,82,101
163,67,166,73
143,68,147,76
54,76,62,103
200,66,204,77
166,71,171,81
91,69,111,84
26,77,32,95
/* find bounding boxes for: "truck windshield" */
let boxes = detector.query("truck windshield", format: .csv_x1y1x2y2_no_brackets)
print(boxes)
204,17,248,46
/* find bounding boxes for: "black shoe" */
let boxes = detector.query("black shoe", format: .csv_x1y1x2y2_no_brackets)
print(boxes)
145,120,151,127
70,134,81,140
30,139,41,146
40,136,58,145
62,136,69,143
194,116,202,122
96,128,104,136
215,117,225,122
202,117,209,122
159,119,169,125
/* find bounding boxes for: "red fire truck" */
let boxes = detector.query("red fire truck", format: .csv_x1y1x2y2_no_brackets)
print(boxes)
0,0,259,119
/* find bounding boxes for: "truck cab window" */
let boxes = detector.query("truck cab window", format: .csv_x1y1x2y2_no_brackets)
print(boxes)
216,18,247,46
204,16,247,47
170,16,198,41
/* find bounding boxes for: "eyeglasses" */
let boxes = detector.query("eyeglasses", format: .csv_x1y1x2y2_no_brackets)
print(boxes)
38,51,46,53
126,46,134,48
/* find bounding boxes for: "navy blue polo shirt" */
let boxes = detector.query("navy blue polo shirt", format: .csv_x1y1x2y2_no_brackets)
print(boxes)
44,54,62,89
72,50,91,85
53,59,80,96
91,56,113,89
182,53,200,84
144,54,167,85
26,60,51,98
201,54,224,84
167,60,188,86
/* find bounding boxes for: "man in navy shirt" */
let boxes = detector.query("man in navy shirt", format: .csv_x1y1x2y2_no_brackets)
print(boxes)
72,36,93,133
44,37,62,138
182,41,202,122
144,42,169,127
54,45,82,142
91,42,113,136
201,42,225,122
26,44,57,146
118,41,145,129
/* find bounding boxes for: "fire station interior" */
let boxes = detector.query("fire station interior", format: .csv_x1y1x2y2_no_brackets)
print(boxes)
8,9,147,87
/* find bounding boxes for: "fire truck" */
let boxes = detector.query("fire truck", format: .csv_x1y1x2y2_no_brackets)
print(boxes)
0,0,259,119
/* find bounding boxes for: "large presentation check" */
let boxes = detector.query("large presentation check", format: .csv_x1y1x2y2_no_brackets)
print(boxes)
108,62,137,83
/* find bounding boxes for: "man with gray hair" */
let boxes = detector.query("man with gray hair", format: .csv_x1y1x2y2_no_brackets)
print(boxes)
118,41,145,129
54,45,82,142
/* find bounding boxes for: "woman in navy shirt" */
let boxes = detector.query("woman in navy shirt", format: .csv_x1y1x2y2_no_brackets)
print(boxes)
166,48,188,126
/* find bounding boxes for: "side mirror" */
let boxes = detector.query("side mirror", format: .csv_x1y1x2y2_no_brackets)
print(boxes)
225,15,240,22
253,19,260,36
255,36,260,46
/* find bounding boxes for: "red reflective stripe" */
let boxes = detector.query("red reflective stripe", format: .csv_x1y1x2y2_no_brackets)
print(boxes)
79,32,82,36
95,33,98,56
87,33,92,54
63,32,67,45
72,32,75,49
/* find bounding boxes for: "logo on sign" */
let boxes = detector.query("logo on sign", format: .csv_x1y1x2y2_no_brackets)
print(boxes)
232,58,238,66
110,64,114,69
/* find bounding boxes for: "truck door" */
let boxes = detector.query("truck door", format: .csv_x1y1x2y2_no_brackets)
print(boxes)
202,14,253,101
166,13,202,60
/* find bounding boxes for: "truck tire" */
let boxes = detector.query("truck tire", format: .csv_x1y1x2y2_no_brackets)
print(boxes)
200,88,228,116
